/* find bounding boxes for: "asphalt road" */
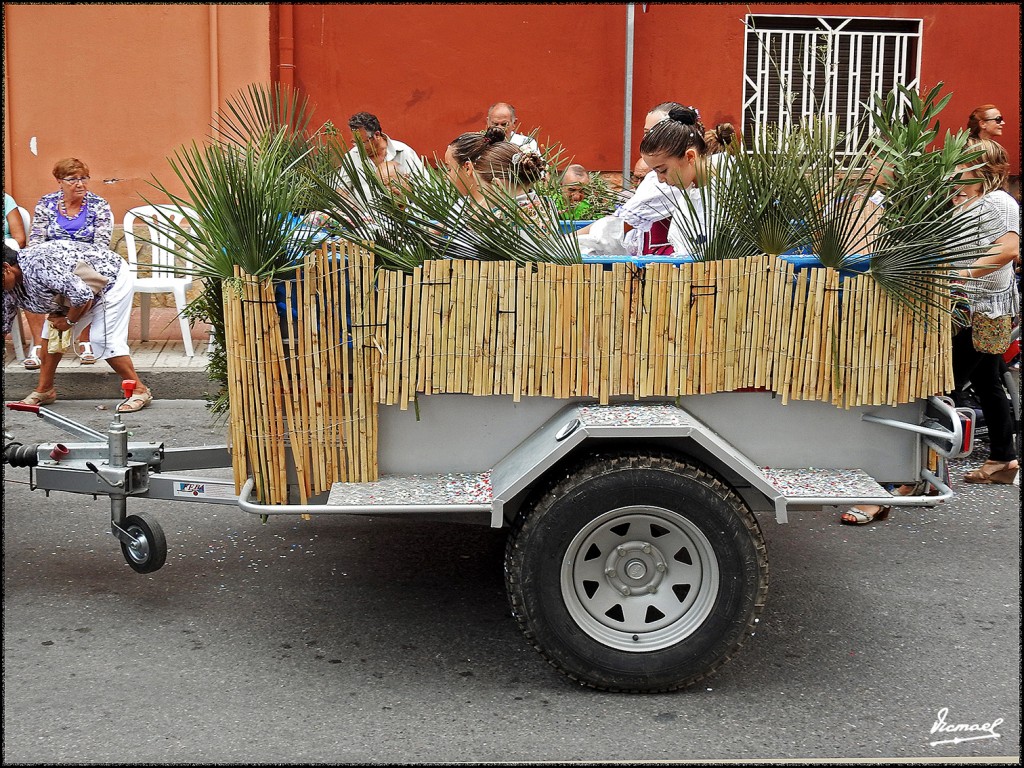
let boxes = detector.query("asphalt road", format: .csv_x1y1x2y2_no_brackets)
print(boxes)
2,400,1019,763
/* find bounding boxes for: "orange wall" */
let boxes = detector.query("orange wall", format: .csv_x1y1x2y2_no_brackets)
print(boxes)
3,3,271,221
4,2,1018,226
286,3,1020,175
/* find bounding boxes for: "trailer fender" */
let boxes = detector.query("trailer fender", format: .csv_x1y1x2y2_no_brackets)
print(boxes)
489,403,777,527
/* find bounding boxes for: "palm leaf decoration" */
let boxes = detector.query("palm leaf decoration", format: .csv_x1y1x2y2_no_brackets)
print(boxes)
304,137,583,271
660,81,990,313
143,83,342,411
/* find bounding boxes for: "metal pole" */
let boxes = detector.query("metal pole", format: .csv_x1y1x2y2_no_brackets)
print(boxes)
623,3,635,189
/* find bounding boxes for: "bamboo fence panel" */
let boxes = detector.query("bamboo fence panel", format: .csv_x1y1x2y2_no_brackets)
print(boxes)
226,250,956,502
222,247,379,504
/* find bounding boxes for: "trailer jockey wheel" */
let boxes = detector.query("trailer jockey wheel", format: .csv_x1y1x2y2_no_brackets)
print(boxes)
505,453,768,693
119,515,168,574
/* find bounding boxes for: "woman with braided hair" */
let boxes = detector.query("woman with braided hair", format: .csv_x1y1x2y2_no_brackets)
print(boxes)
638,105,716,255
444,126,558,233
444,126,508,206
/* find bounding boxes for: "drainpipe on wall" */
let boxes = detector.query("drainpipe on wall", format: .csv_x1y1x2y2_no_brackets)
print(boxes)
278,3,295,87
623,3,635,189
209,5,220,126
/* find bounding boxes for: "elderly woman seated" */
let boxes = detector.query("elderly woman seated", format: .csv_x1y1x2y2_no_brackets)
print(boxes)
2,241,153,411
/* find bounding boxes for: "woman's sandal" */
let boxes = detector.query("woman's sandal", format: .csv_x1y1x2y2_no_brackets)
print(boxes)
963,461,1019,485
116,390,153,413
19,388,57,406
23,345,41,370
840,504,892,526
78,341,97,365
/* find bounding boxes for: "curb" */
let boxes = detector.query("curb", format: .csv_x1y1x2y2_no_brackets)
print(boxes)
4,366,218,401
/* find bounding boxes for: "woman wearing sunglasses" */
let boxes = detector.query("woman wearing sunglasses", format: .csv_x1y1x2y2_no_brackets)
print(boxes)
21,158,114,368
967,105,1006,142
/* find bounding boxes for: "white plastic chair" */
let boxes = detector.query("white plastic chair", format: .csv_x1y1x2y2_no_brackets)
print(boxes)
123,205,200,357
6,206,34,361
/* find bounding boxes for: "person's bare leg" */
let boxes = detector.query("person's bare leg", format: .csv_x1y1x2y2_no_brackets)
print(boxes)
32,345,62,394
103,355,150,395
24,311,45,345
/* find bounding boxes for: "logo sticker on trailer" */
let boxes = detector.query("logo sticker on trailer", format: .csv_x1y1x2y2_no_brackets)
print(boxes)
172,481,237,500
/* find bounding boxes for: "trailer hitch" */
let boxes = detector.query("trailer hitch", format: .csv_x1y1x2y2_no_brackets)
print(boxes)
5,380,168,573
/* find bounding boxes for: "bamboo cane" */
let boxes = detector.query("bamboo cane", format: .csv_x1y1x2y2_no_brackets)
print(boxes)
461,259,474,394
734,258,750,390
389,268,402,405
523,262,535,397
472,260,488,395
665,262,680,395
777,264,799,404
447,258,460,393
224,269,248,492
561,265,570,399
320,250,339,487
241,273,269,501
338,247,355,482
504,261,517,395
512,262,525,400
346,251,363,479
463,258,476,394
651,262,667,396
319,248,340,487
262,277,289,502
752,256,770,390
437,260,451,393
720,259,736,392
699,259,711,395
421,261,435,394
378,268,391,405
578,265,589,397
763,258,784,393
493,261,506,395
239,273,265,501
636,263,653,397
480,260,494,396
401,266,416,408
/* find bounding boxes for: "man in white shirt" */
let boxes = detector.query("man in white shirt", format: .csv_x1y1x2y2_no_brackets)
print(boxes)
486,102,540,154
339,112,426,201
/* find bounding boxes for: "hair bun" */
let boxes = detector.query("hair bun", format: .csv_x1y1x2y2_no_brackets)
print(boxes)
483,126,506,144
668,106,700,126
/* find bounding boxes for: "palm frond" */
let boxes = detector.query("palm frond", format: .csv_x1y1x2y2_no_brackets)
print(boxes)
303,144,582,271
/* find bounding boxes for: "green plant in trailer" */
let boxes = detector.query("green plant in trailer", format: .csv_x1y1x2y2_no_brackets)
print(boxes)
145,83,338,412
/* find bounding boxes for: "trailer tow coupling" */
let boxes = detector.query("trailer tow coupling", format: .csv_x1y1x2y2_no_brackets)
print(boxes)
4,380,167,573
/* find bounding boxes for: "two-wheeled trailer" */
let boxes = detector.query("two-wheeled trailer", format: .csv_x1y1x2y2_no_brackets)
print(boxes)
3,376,973,692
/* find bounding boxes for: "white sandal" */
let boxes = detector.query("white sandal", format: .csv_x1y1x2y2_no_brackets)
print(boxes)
23,344,41,370
839,505,891,525
78,341,97,365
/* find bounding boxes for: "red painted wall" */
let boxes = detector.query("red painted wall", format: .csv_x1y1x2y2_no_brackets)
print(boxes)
287,3,629,168
286,3,1020,176
4,2,1017,223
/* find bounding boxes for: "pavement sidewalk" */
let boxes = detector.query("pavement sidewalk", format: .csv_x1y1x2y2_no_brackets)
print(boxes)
4,307,215,400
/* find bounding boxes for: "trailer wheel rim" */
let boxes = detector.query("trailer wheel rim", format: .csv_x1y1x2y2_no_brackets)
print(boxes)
124,525,151,565
561,505,720,652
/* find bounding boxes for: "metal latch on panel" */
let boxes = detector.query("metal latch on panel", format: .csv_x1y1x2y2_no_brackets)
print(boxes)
555,418,581,441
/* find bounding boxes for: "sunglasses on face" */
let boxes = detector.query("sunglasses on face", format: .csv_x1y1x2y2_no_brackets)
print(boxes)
981,116,1004,124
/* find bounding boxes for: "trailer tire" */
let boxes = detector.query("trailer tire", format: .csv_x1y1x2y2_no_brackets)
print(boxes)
119,515,167,574
505,453,767,692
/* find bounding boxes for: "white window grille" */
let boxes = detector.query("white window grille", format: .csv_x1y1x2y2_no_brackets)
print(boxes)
743,14,922,155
